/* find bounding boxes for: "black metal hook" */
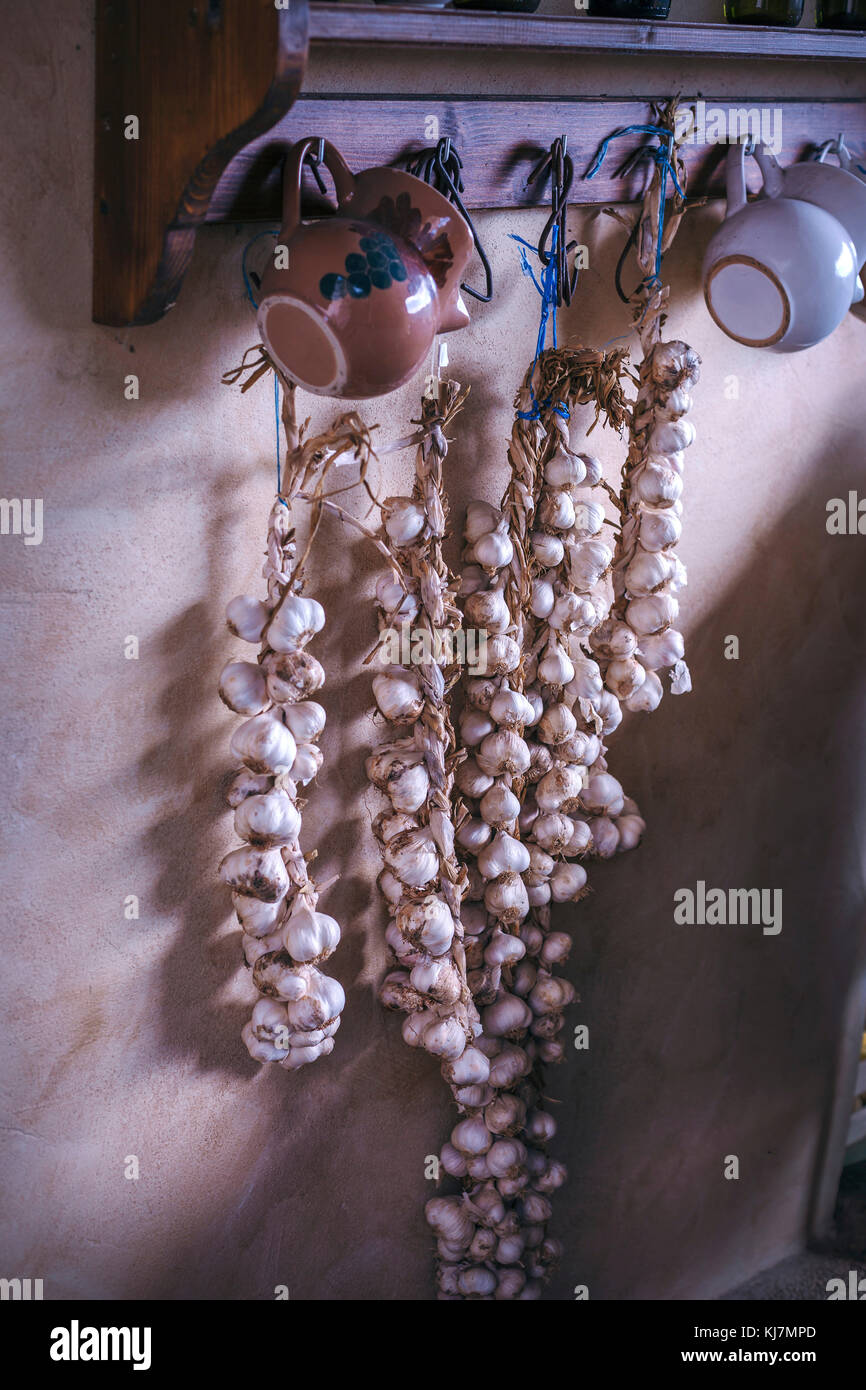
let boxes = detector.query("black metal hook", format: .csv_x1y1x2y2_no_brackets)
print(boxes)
528,135,580,308
303,137,329,197
406,137,493,304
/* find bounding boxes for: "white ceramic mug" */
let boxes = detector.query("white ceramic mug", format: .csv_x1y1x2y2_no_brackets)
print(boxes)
702,142,860,352
752,141,866,282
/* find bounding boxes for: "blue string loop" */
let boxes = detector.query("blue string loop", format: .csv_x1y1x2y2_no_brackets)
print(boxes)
510,225,572,424
586,124,686,288
241,230,287,502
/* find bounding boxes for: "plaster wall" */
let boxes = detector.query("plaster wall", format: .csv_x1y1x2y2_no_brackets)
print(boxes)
0,0,865,1300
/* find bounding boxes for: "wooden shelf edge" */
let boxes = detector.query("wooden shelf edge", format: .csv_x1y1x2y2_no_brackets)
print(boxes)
309,4,866,62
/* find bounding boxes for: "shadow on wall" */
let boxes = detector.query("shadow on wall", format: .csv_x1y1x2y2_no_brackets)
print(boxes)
546,433,866,1301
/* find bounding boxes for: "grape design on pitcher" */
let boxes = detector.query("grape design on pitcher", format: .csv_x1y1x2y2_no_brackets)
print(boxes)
319,229,409,301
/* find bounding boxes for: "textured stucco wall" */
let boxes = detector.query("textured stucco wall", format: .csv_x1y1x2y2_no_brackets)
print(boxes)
1,0,865,1301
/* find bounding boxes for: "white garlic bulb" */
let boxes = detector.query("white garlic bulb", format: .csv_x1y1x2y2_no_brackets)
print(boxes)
529,576,556,618
218,844,289,902
263,648,325,704
479,784,521,827
230,713,297,776
478,831,531,880
373,669,424,722
234,788,302,846
476,730,531,778
266,594,325,653
218,660,269,716
283,900,341,963
545,450,586,487
384,498,427,546
474,527,514,570
465,500,502,544
396,895,455,956
385,828,439,888
226,594,270,644
282,700,326,743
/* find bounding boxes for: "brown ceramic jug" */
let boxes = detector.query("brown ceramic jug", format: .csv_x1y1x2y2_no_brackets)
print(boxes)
257,138,474,399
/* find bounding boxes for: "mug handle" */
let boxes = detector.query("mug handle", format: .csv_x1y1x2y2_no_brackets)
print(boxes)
725,141,749,217
280,137,357,237
751,143,785,198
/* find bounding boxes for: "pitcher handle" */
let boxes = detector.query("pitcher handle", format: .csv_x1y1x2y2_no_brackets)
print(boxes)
281,137,357,236
751,142,785,198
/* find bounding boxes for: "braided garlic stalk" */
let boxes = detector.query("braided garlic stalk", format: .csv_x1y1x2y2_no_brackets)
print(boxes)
592,99,701,712
367,377,485,1086
219,383,372,1070
594,341,700,709
426,350,635,1300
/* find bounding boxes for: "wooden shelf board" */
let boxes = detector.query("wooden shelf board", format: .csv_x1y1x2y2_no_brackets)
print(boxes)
205,95,866,221
309,4,866,62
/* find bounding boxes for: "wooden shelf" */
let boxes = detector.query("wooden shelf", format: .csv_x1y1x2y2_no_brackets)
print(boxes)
308,4,866,62
93,0,866,328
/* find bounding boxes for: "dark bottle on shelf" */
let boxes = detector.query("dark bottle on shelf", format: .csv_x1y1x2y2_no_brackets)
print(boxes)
817,0,866,27
724,0,804,21
587,1,672,17
452,0,541,10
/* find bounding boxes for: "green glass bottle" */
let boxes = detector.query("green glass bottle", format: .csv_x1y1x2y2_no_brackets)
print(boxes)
724,0,804,21
817,0,866,27
587,1,672,17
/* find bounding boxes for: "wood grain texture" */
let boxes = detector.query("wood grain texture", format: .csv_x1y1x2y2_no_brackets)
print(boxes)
207,97,866,219
309,3,866,61
93,0,309,326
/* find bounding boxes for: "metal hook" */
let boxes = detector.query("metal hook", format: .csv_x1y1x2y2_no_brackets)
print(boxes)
529,135,579,307
304,137,328,197
406,137,493,304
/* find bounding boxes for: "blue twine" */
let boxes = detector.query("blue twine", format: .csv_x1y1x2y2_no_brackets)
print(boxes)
241,230,287,503
586,124,687,289
509,226,572,424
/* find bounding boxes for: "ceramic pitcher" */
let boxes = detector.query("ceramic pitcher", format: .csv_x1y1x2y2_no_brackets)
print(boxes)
702,141,860,351
257,138,474,399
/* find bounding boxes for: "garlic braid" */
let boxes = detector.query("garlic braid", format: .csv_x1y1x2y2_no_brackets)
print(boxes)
596,339,701,708
368,377,483,1084
427,350,634,1300
219,381,373,1071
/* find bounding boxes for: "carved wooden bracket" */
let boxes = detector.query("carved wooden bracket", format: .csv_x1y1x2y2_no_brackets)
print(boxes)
93,0,309,326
